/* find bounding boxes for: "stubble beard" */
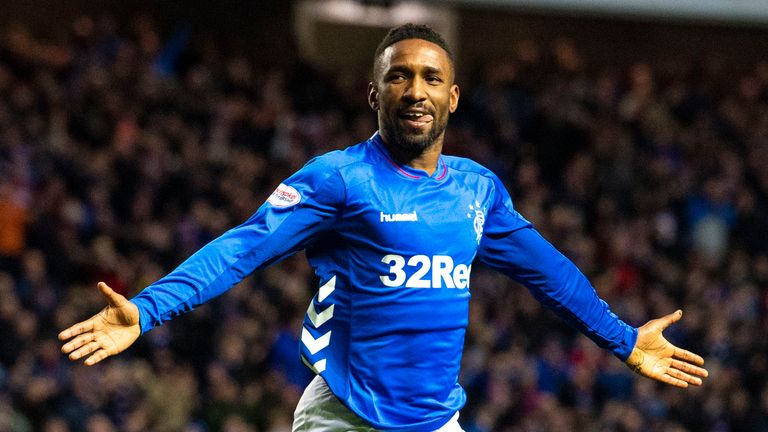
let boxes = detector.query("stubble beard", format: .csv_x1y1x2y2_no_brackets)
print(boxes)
388,115,448,158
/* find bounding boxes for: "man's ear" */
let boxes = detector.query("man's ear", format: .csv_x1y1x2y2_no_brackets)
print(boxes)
449,84,460,113
368,82,379,111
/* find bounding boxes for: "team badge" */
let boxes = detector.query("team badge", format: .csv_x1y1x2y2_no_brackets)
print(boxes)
467,200,486,244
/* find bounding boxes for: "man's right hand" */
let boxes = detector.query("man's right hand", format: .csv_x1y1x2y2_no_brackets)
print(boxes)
59,282,141,366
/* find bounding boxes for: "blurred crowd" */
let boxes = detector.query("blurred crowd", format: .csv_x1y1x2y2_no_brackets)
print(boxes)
1,12,768,432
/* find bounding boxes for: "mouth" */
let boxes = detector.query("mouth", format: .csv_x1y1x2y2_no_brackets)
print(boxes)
398,110,434,130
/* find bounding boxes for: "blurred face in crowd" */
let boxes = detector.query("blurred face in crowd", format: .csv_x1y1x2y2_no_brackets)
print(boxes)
369,38,460,156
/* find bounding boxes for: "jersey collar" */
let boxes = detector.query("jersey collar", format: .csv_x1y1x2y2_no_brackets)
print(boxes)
369,132,448,181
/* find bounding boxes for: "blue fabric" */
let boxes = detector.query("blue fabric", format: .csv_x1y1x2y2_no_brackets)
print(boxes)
476,172,637,360
130,132,637,431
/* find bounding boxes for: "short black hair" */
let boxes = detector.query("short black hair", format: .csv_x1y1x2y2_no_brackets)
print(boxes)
373,23,454,66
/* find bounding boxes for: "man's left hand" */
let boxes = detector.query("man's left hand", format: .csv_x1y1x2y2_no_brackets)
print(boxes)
625,310,708,388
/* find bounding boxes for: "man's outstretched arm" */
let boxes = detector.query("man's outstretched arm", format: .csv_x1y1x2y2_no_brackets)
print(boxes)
59,282,140,366
59,156,345,365
478,172,707,388
479,225,709,387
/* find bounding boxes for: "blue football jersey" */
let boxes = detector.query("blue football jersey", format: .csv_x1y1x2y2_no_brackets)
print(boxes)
131,132,637,431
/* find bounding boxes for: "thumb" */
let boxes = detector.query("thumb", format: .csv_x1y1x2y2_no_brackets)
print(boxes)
653,309,683,332
98,282,126,307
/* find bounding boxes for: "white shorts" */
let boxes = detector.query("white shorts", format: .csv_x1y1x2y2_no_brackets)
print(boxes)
292,375,464,432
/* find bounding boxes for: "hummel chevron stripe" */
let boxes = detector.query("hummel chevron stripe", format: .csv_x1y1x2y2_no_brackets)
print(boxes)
301,327,332,355
319,276,336,302
301,356,327,374
308,302,335,327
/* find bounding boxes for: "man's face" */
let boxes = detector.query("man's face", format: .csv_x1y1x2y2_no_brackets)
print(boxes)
369,39,459,155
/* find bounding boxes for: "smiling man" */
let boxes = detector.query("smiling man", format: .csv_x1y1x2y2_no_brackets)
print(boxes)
371,32,459,170
59,24,708,431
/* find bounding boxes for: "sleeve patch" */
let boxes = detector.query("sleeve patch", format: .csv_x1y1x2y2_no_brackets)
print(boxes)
268,183,301,207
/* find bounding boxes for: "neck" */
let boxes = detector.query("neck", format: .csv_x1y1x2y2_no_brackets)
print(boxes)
379,133,443,176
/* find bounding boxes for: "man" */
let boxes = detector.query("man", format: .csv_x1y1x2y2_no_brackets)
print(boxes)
60,24,708,431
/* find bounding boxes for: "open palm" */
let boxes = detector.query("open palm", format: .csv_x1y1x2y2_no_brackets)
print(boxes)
625,310,708,388
59,282,141,366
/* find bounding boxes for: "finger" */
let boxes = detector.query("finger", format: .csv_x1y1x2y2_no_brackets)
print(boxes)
673,347,705,367
84,349,111,366
667,367,703,386
655,309,683,332
98,282,126,308
657,372,689,388
61,333,94,354
58,319,95,341
670,359,708,378
68,341,101,361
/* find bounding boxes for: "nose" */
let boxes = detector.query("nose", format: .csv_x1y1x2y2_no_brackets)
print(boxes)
403,77,427,102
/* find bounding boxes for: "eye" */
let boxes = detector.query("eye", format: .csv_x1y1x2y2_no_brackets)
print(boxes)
387,73,406,83
426,75,443,84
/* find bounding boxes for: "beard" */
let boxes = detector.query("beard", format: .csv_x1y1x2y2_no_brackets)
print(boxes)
387,113,448,157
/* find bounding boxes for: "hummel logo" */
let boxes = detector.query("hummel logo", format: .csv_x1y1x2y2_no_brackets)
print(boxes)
380,211,418,222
